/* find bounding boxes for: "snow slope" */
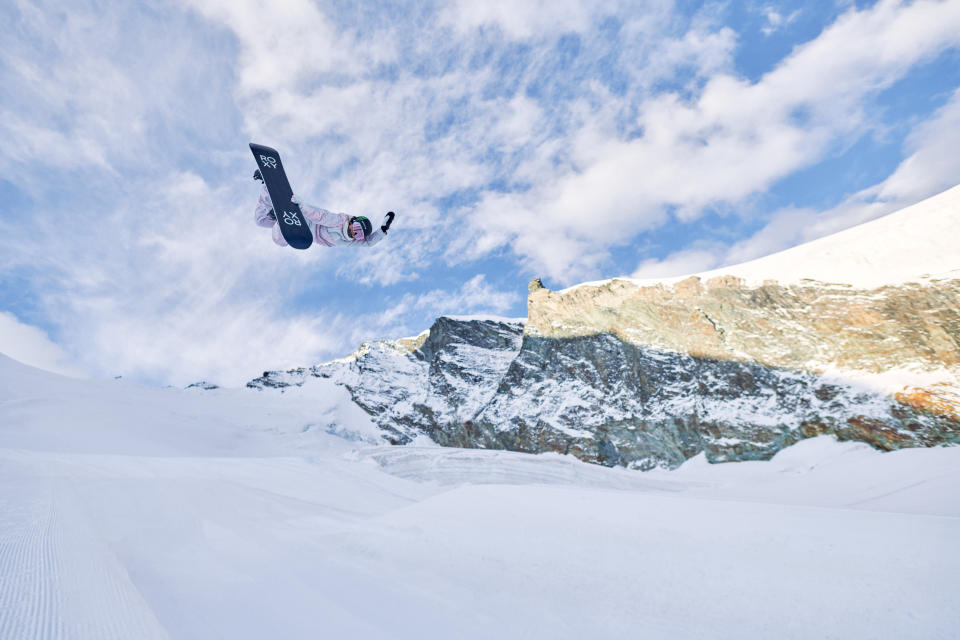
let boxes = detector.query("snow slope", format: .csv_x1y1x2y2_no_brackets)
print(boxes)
1,353,959,639
575,183,960,291
700,183,960,287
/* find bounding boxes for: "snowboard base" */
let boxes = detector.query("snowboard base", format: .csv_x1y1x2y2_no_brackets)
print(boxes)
250,143,313,250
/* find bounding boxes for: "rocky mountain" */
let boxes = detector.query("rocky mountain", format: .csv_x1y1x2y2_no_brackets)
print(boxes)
248,186,960,469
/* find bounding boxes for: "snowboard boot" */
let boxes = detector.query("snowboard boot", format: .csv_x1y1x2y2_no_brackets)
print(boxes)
253,169,263,182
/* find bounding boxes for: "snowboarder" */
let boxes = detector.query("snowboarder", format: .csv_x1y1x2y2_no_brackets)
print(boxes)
253,170,395,248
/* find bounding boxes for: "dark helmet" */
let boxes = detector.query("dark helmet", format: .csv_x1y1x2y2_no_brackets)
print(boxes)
349,216,373,241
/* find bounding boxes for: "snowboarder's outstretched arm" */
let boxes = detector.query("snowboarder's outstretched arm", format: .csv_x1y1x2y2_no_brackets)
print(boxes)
362,228,386,247
357,212,395,248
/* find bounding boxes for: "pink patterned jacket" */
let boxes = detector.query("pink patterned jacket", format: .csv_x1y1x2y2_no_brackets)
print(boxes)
254,186,385,248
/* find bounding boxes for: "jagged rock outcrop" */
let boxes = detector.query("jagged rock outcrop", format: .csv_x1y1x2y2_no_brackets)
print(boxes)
246,272,960,469
185,381,219,390
248,317,525,446
505,276,959,468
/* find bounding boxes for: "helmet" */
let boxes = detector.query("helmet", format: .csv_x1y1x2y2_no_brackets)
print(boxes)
349,216,373,241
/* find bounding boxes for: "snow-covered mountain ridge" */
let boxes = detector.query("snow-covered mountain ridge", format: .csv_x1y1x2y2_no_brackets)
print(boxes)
588,182,960,290
249,186,960,469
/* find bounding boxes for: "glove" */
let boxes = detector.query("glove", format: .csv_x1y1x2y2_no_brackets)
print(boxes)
290,194,301,205
381,211,395,234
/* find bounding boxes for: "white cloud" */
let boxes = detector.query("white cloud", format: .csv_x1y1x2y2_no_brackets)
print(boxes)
366,274,520,335
440,0,596,38
761,7,801,36
865,87,960,207
631,247,722,280
179,0,365,94
0,312,84,377
0,0,240,185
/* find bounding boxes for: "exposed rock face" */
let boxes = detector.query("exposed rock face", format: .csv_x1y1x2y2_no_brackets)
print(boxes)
527,275,960,377
185,381,219,390
248,317,525,446
247,274,960,469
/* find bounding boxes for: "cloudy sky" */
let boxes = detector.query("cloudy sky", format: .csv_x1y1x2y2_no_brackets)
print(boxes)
1,0,959,386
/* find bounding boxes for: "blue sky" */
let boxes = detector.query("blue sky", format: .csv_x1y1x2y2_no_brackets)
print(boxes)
1,0,959,386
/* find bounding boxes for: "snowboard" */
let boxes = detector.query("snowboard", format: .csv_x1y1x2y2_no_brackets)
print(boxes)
249,143,313,250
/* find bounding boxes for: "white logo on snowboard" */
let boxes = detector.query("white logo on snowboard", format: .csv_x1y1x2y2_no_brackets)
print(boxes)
260,155,278,169
282,211,301,226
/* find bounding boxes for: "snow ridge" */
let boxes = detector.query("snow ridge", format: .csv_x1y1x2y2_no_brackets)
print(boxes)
571,182,960,291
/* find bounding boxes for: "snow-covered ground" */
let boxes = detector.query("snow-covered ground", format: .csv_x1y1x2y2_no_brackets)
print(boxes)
1,353,958,639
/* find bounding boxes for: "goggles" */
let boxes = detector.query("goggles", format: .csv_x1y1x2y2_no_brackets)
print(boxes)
350,221,365,241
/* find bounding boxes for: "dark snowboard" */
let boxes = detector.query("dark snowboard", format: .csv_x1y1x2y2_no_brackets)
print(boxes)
249,143,313,250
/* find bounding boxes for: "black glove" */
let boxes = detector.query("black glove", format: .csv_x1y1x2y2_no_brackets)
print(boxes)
381,211,396,234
